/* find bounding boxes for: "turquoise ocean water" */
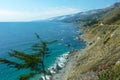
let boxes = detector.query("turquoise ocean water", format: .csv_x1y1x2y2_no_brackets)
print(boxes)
0,21,86,80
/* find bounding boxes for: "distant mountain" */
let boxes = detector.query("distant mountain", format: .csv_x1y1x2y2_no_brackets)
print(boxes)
49,2,120,23
49,9,103,22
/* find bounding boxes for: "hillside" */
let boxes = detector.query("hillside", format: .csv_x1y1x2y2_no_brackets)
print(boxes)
49,2,120,80
65,6,120,80
101,7,120,25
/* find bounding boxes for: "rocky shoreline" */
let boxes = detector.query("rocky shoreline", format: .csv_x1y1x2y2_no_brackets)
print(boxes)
39,50,78,80
52,50,78,80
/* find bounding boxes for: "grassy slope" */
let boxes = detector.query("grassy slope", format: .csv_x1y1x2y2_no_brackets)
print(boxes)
66,7,120,80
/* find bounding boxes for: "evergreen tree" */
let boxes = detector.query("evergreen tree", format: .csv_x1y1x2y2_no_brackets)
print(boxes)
0,33,57,80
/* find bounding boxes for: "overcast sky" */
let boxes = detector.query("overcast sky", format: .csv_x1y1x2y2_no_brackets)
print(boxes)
0,0,117,22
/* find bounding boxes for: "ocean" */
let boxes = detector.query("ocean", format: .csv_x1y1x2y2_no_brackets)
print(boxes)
0,21,86,80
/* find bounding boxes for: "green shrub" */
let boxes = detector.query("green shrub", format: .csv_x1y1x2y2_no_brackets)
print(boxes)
98,61,120,80
98,69,113,80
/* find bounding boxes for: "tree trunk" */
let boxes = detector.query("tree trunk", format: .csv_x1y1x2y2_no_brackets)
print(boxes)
42,53,47,80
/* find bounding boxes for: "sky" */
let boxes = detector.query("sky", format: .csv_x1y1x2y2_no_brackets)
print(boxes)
0,0,118,22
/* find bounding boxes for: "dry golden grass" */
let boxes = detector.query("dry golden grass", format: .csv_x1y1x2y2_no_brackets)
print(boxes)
66,25,120,80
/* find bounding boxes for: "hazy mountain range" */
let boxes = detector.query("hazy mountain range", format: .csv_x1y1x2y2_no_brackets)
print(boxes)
49,2,120,23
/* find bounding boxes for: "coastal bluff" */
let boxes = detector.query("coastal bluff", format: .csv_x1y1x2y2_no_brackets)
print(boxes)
52,6,120,80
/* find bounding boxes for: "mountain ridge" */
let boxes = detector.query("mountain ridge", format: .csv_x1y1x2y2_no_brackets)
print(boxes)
49,2,120,24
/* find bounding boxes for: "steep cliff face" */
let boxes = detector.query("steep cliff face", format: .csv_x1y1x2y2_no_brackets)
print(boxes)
66,6,120,80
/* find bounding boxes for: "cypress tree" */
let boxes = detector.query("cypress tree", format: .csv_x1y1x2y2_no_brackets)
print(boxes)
0,33,57,80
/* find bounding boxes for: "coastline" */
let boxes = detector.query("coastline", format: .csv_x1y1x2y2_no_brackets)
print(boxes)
52,50,79,80
38,22,87,80
49,25,88,80
49,24,93,80
39,4,120,80
39,49,81,80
